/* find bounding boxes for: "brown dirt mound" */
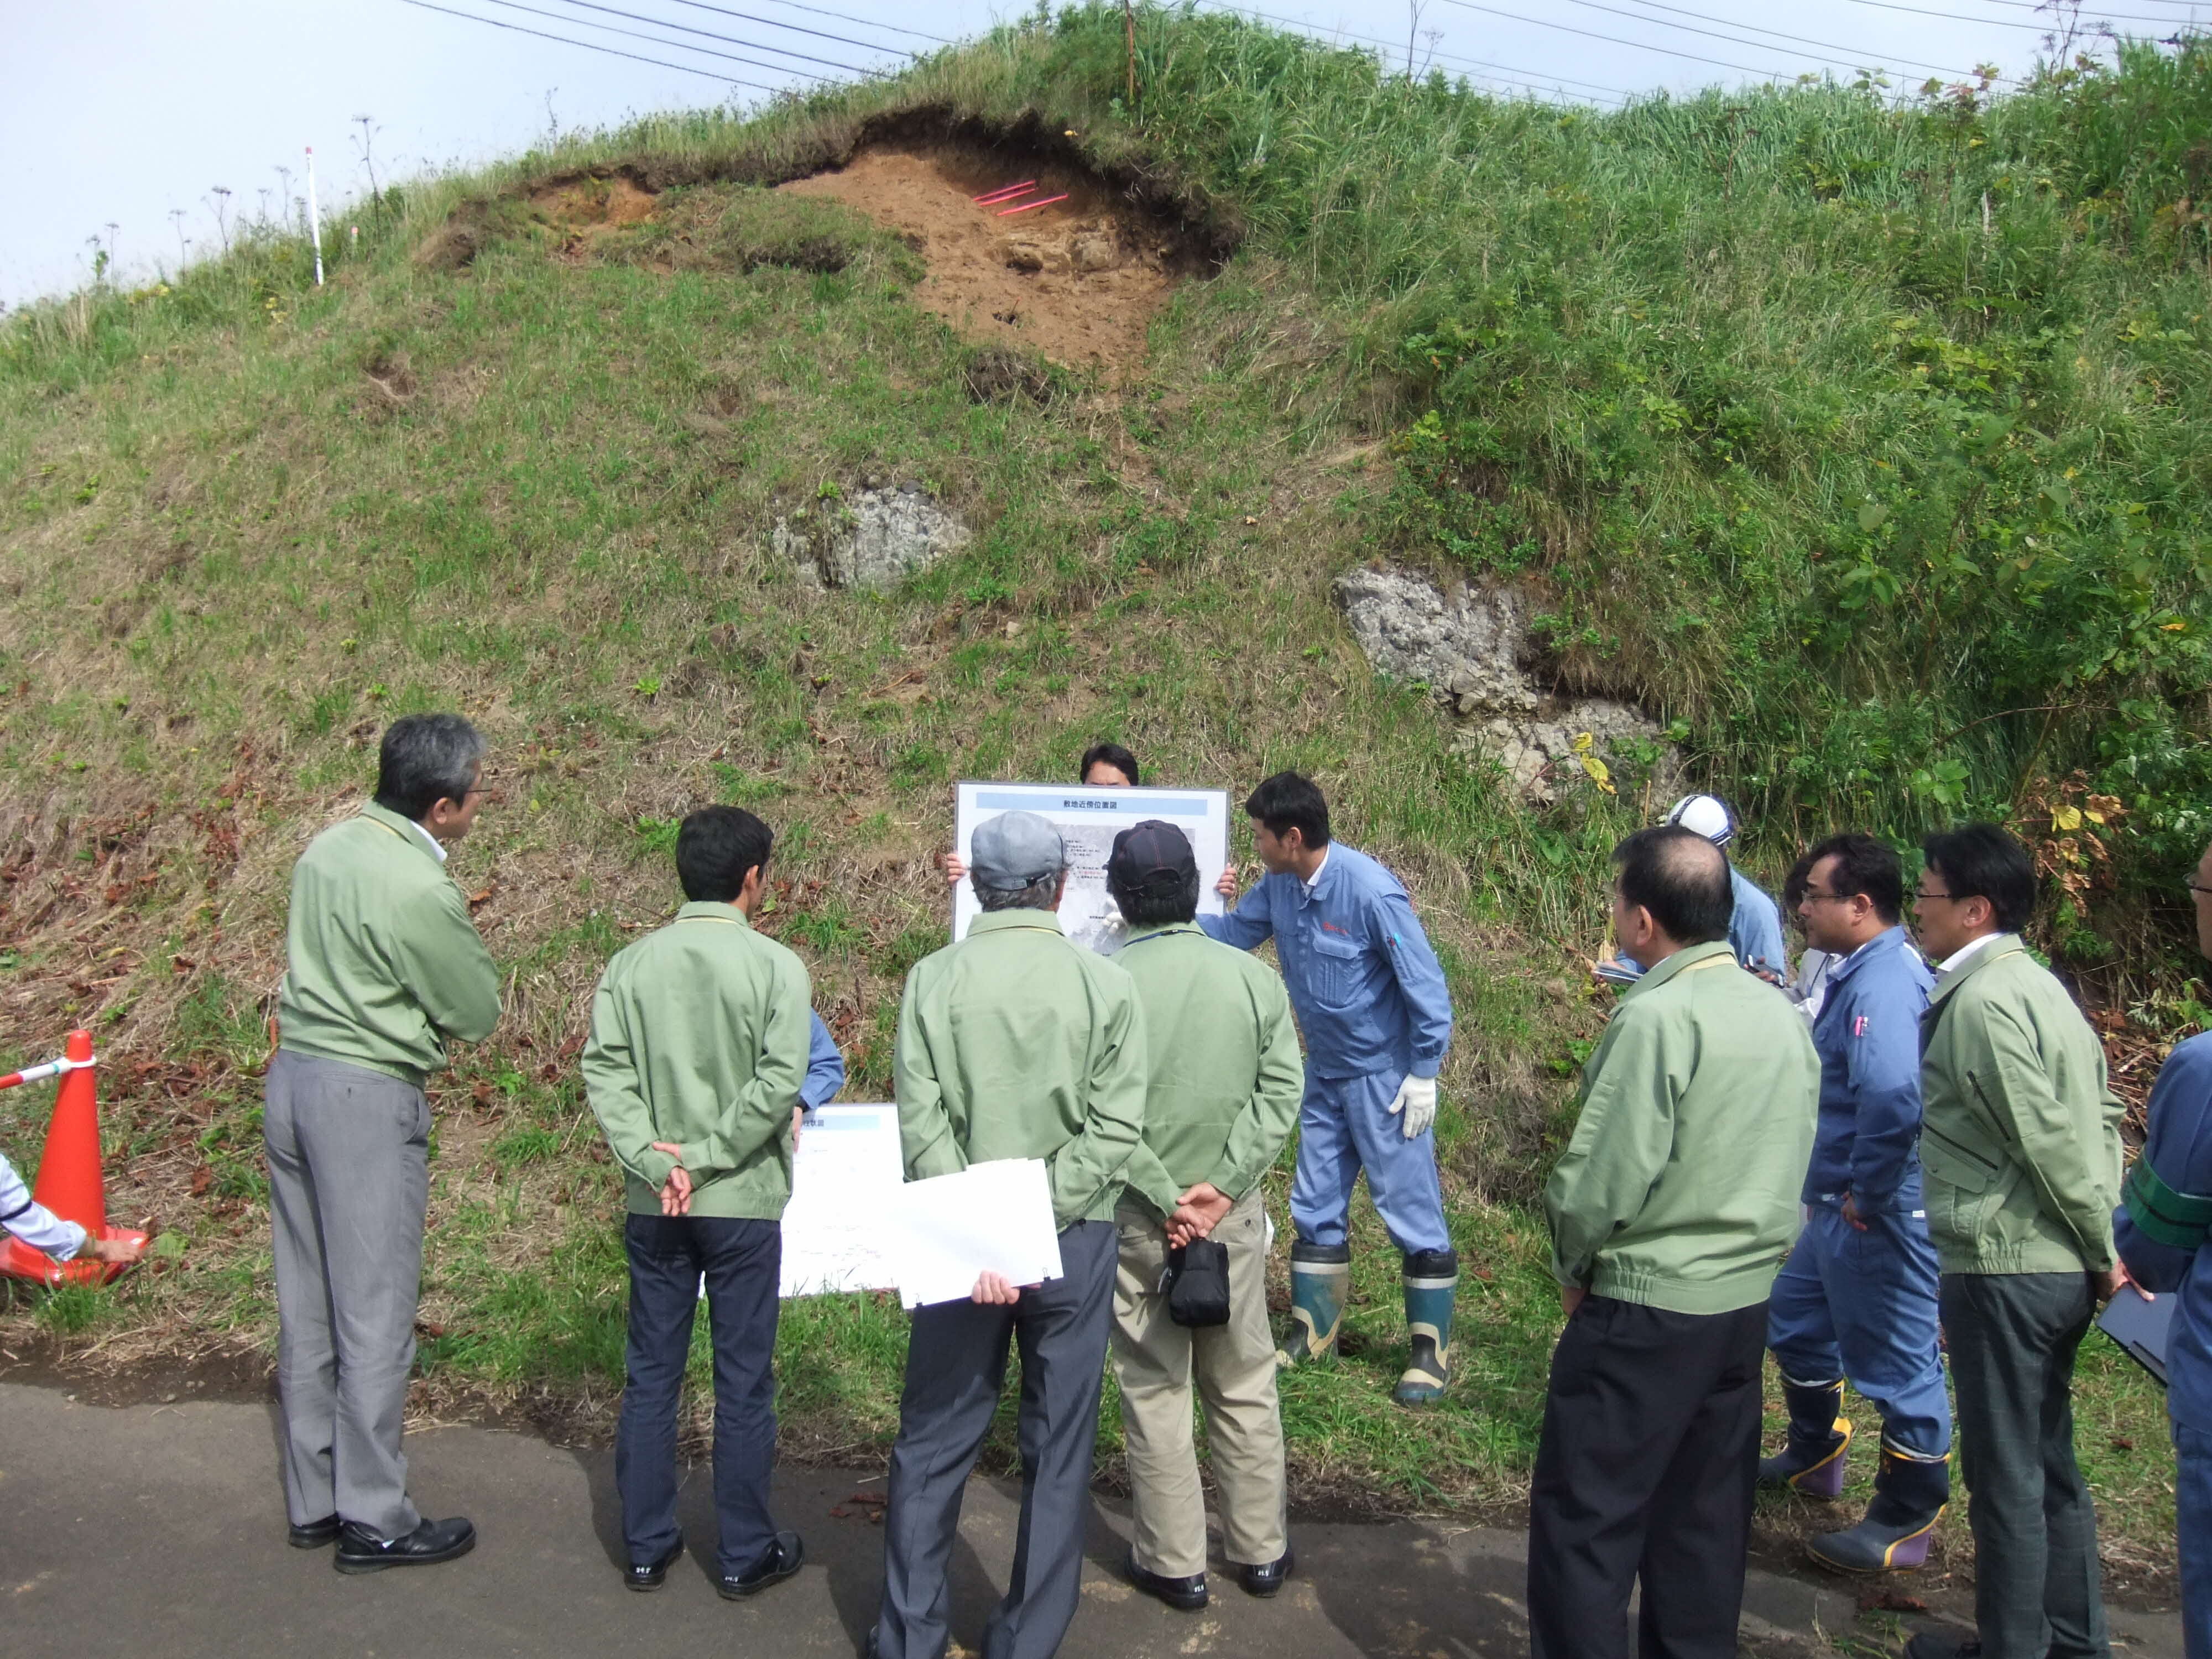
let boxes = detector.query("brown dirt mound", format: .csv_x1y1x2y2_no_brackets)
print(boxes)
528,171,659,263
780,145,1194,384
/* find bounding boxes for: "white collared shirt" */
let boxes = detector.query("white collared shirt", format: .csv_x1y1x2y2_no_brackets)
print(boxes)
1938,931,2001,974
409,818,448,863
1301,846,1331,898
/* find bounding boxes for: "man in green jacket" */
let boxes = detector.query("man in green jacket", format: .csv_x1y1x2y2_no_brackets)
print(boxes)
1103,821,1304,1614
872,811,1147,1659
268,713,500,1573
1530,826,1818,1659
1906,825,2125,1659
582,805,813,1600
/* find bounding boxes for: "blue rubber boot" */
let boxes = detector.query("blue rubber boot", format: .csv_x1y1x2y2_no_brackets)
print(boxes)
1394,1249,1457,1407
1277,1241,1350,1367
1806,1447,1949,1573
1759,1376,1853,1499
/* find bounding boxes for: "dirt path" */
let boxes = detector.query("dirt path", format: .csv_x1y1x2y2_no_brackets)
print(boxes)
6,1378,2188,1659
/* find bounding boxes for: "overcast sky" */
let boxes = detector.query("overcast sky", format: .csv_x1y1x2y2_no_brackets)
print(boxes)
4,0,2202,306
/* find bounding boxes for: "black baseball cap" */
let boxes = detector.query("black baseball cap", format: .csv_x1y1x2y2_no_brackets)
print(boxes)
1105,820,1198,894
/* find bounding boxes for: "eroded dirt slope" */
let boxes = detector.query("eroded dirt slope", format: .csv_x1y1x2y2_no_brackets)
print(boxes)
781,146,1188,382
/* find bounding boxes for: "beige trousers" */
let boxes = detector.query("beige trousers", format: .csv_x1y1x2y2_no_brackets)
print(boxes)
1110,1190,1288,1577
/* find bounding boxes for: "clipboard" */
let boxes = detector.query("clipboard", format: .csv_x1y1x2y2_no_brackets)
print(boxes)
2096,1288,2174,1386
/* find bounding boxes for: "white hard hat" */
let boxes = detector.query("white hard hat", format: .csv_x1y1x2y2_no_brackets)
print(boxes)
1663,794,1735,846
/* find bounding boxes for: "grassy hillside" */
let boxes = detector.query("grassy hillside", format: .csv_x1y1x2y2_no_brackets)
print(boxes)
0,3,2199,1593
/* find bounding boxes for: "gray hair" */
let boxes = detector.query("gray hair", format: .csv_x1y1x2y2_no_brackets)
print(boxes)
373,713,486,822
975,872,1062,912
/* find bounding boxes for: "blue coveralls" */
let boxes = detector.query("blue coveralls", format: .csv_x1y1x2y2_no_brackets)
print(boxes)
1199,843,1454,1253
1728,865,1789,980
1766,925,1953,1459
2114,1031,2212,1659
804,1011,847,1112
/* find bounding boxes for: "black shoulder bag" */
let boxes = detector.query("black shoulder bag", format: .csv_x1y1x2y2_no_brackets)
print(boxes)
1164,1238,1232,1327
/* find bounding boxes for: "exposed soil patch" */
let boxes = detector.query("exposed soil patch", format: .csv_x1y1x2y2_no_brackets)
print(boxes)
780,146,1195,383
0,1335,274,1407
529,171,660,262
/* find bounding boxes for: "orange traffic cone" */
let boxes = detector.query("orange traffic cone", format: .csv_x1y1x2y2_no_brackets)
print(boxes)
0,1030,147,1286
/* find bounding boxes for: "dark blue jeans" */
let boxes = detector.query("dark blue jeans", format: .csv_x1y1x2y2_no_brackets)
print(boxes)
615,1213,782,1575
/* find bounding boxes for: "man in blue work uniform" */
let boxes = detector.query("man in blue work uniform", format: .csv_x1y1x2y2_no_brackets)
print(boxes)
2114,835,2212,1659
1759,834,1953,1572
1661,794,1788,980
804,1013,845,1112
1206,773,1457,1406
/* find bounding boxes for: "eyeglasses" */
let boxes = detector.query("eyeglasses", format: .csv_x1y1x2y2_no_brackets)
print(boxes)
1799,888,1850,905
1912,889,1960,904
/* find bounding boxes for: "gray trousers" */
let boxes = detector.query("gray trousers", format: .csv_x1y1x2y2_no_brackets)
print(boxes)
1940,1271,2111,1659
264,1048,431,1541
873,1220,1117,1659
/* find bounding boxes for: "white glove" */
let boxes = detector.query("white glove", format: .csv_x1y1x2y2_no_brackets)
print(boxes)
1386,1074,1438,1140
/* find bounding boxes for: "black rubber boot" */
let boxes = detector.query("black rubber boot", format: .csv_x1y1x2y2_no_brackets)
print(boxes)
1806,1447,1950,1572
1394,1248,1457,1406
1758,1376,1852,1498
1278,1240,1352,1366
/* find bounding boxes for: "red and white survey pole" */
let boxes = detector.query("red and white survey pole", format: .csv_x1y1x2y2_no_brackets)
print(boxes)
305,145,325,285
0,1050,92,1091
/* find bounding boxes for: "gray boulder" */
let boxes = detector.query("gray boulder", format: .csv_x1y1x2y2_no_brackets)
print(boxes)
776,482,970,591
1335,566,1677,804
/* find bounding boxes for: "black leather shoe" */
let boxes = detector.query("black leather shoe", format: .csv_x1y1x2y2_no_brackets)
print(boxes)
288,1514,342,1550
627,1536,684,1591
1126,1547,1208,1611
334,1515,477,1574
718,1531,804,1598
1905,1636,1979,1659
1239,1547,1295,1597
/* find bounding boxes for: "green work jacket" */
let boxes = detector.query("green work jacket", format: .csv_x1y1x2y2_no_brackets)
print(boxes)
1546,940,1819,1314
1113,922,1305,1218
582,901,812,1219
894,909,1147,1228
276,803,501,1086
1919,935,2123,1275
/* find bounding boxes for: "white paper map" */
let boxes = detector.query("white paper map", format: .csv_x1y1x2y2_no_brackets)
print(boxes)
777,1103,905,1298
888,1158,1065,1309
952,781,1230,955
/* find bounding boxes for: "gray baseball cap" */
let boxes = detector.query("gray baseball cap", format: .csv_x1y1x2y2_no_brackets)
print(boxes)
970,811,1067,891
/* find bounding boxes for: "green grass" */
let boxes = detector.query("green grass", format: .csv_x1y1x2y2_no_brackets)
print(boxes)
0,0,2196,1587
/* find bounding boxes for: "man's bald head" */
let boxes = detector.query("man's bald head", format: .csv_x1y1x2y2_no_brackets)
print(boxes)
1613,825,1733,952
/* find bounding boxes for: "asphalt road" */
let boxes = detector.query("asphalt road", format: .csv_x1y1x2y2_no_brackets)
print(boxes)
0,1381,2184,1659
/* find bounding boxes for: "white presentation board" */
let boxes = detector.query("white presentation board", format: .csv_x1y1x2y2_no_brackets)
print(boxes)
952,780,1230,955
777,1103,904,1298
888,1159,1065,1309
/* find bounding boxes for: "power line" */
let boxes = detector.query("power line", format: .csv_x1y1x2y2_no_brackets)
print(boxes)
1558,0,1999,77
1587,0,1999,78
1841,0,2195,31
1901,0,2204,13
1194,1,1635,98
393,0,781,88
746,0,952,45
1433,0,1814,77
479,0,835,77
654,0,930,58
536,0,885,74
1198,1,1626,99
